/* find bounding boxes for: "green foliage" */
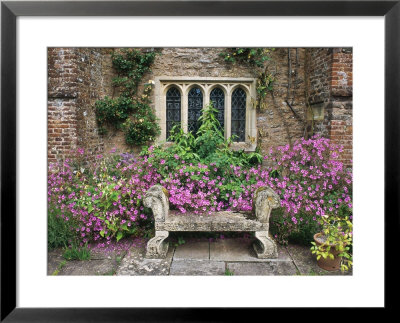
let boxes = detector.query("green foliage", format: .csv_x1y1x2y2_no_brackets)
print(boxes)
220,48,272,68
95,96,135,130
94,48,160,146
219,48,275,111
224,268,234,276
80,179,138,242
140,103,263,206
174,236,186,247
255,70,275,110
111,48,157,97
310,215,353,272
123,94,161,146
51,260,67,276
270,206,323,246
48,208,76,250
63,243,91,261
142,102,262,179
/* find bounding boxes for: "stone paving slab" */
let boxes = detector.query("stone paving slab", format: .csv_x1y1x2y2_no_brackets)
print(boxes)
226,261,298,276
170,259,226,276
59,259,117,276
286,244,352,276
117,243,174,276
209,238,291,262
47,249,65,275
173,240,210,260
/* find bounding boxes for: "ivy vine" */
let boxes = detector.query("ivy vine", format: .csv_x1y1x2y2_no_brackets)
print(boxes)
95,48,160,145
220,48,275,110
219,48,271,68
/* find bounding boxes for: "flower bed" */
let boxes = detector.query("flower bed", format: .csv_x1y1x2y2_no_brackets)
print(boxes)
48,105,352,249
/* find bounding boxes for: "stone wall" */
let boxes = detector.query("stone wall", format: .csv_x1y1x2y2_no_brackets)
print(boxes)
258,48,307,153
48,47,352,167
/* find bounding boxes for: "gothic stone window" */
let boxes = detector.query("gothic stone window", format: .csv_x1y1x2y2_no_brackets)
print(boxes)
210,87,225,131
188,87,203,135
155,77,257,151
231,88,246,142
166,86,181,139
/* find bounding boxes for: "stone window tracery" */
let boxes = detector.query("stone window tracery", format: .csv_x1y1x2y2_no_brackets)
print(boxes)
231,88,246,142
166,87,181,139
210,87,225,131
188,87,203,135
156,77,257,151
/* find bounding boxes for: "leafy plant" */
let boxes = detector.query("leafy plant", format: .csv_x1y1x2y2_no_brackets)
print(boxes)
51,260,67,276
48,208,76,249
94,48,160,145
224,268,234,276
220,48,272,68
310,214,353,272
63,242,91,261
174,236,186,247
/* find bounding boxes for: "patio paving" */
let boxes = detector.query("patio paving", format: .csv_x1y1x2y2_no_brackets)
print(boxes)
48,238,352,276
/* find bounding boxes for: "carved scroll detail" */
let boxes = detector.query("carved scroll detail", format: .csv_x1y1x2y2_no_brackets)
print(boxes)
145,231,169,259
253,231,277,259
143,185,169,222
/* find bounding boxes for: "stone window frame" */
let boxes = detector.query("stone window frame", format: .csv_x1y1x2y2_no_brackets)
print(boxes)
154,76,257,151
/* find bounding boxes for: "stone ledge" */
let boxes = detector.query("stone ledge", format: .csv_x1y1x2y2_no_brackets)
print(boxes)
155,210,268,232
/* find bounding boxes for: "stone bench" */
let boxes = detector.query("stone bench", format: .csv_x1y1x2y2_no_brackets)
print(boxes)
143,185,280,259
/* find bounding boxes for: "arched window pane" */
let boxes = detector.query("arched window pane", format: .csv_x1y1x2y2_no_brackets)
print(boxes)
166,87,181,140
231,88,246,142
210,87,225,132
188,87,203,135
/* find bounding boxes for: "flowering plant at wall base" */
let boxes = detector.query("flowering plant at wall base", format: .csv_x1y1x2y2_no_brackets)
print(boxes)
48,135,352,249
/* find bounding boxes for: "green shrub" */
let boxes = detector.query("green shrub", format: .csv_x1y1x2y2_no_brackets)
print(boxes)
48,208,76,250
94,48,160,146
270,210,322,246
63,243,91,261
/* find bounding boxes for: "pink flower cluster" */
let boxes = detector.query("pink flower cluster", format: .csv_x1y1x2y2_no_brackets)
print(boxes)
48,136,352,244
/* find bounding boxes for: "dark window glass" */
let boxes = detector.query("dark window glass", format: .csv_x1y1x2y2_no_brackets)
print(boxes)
166,87,181,140
231,88,246,142
210,87,225,132
188,87,203,135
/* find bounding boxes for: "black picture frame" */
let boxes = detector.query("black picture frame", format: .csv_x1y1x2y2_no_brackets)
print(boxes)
1,0,398,321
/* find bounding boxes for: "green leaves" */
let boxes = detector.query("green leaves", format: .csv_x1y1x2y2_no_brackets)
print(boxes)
116,232,123,242
95,48,159,146
220,48,272,68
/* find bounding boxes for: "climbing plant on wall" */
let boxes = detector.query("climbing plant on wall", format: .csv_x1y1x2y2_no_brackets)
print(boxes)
95,48,160,145
220,48,275,110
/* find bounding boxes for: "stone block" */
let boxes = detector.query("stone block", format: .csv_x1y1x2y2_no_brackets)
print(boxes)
173,240,210,260
209,238,288,262
170,259,225,276
226,261,297,276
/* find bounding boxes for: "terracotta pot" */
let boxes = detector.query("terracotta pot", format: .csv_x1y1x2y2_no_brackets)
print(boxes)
313,232,342,271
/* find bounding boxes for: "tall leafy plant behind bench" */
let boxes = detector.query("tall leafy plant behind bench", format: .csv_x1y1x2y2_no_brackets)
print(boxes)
141,103,263,206
95,48,160,145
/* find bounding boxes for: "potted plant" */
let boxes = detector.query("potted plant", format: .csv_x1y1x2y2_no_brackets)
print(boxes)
311,214,353,272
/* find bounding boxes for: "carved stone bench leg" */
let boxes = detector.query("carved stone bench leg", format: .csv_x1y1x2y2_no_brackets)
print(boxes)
253,231,277,259
145,231,169,259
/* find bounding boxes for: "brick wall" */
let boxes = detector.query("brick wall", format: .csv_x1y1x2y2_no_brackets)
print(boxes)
48,48,114,165
48,48,79,164
305,48,353,167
